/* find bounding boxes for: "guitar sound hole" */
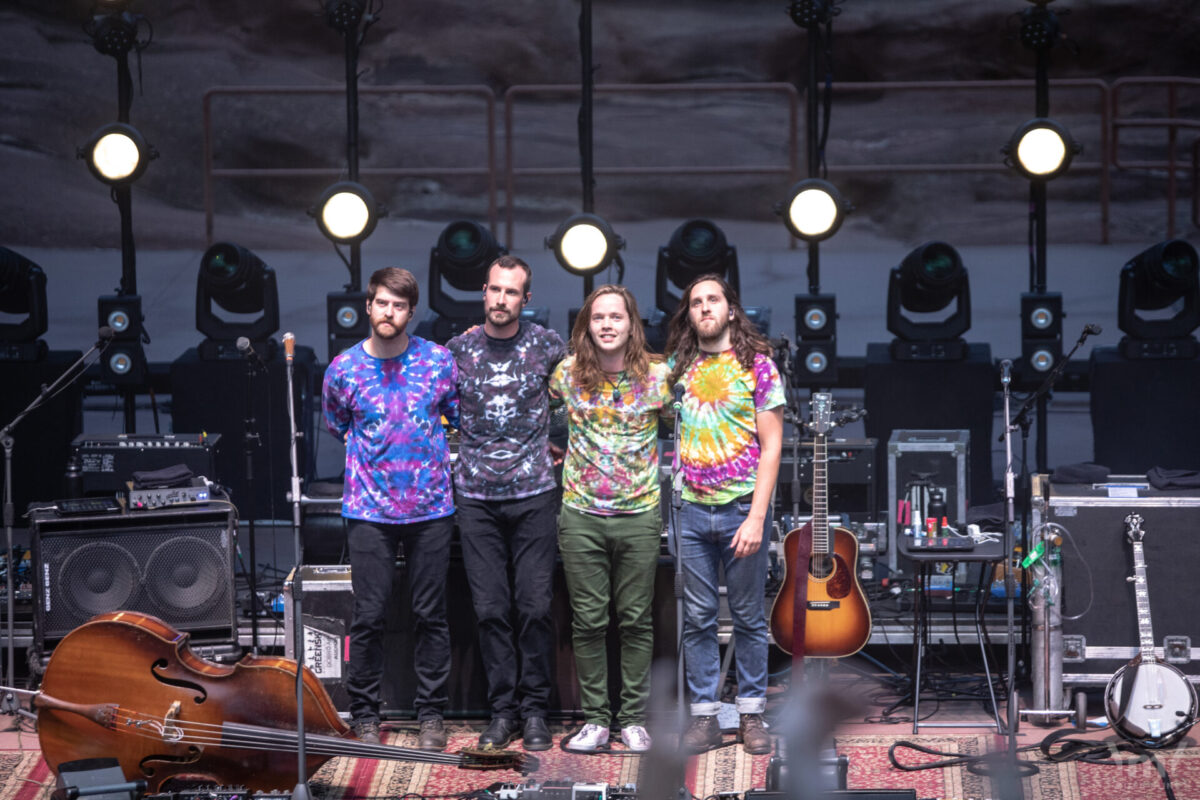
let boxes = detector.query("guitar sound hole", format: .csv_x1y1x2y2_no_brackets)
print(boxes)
809,554,834,580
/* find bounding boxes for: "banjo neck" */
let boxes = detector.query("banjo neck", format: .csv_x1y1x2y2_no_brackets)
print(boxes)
1126,513,1158,663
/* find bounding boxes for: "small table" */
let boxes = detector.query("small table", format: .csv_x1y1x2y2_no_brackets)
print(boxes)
901,535,1007,734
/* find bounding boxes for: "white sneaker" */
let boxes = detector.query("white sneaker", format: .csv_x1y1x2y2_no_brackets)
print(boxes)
620,725,651,752
568,723,610,751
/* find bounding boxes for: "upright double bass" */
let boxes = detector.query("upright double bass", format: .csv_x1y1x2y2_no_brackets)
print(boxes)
24,612,535,791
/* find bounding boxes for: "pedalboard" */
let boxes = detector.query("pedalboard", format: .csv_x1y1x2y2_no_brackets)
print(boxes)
126,477,211,510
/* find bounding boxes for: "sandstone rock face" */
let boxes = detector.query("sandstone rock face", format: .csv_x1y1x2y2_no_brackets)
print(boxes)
2,1,1195,247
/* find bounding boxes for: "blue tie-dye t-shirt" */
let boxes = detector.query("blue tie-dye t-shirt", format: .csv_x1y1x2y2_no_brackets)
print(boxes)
322,336,460,524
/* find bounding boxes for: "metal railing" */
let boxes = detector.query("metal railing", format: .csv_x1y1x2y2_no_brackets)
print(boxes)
199,78,1196,248
202,85,497,246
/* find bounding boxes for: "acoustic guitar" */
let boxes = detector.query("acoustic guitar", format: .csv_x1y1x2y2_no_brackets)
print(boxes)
769,392,871,658
1104,513,1197,748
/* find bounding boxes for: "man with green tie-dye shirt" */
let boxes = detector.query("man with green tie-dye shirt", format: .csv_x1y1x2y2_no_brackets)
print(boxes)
665,273,784,756
549,285,672,753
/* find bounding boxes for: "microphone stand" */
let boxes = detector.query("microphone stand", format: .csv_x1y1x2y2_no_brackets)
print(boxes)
282,333,311,800
994,326,1097,798
670,384,686,714
2,333,111,697
239,343,264,654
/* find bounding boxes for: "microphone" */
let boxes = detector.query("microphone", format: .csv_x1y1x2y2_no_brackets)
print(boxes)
282,332,295,365
236,336,265,367
97,326,114,347
1000,359,1012,385
1084,323,1102,337
673,382,686,410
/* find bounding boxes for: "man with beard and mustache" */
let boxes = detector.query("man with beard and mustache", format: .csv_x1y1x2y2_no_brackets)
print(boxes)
447,255,567,751
665,274,784,755
322,267,460,751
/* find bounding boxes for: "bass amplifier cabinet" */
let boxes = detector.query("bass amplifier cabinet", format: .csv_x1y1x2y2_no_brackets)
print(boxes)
1033,475,1200,689
30,504,237,651
68,432,221,497
776,437,877,522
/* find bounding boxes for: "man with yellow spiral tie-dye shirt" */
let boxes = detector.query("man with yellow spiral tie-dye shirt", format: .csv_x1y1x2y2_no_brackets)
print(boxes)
665,274,784,756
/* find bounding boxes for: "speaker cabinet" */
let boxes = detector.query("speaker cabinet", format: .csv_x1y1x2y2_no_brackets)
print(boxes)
170,345,316,519
863,342,994,507
31,504,236,649
0,352,84,510
1033,475,1200,685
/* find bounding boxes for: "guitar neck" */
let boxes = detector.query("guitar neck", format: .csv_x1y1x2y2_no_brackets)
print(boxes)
812,433,829,555
1131,540,1158,660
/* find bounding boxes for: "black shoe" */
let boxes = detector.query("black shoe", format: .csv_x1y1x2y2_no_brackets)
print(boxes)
522,716,552,751
418,717,447,751
479,716,521,749
351,718,381,745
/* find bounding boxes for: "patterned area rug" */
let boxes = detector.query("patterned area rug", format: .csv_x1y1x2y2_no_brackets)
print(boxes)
2,725,769,800
837,733,1200,800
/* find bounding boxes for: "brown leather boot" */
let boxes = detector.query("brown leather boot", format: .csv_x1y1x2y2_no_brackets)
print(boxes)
682,714,722,751
738,713,771,755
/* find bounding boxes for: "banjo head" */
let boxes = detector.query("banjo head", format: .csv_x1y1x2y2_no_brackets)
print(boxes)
1105,661,1199,748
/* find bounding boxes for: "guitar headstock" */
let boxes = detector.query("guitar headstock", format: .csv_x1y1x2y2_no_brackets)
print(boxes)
1125,512,1145,543
804,393,866,436
459,747,541,775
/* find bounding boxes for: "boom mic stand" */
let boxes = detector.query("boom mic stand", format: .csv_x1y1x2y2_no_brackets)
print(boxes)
2,328,112,697
282,332,311,800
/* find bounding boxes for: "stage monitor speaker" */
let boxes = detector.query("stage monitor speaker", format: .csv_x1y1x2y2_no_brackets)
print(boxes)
31,504,236,649
863,342,994,507
170,345,316,520
1089,346,1200,473
0,352,84,511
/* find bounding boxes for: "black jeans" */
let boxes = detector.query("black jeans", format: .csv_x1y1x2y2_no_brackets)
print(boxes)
456,490,559,720
345,516,453,723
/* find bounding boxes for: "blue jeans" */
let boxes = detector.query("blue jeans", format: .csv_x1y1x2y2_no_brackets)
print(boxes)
679,497,771,716
456,490,559,719
346,516,453,723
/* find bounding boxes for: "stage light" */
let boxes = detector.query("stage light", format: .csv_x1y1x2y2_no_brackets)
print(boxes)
196,242,280,359
656,219,738,314
324,0,367,32
80,123,153,186
1020,291,1063,376
86,9,140,57
97,295,144,384
0,247,49,361
778,179,846,242
313,181,379,245
546,213,623,276
1004,119,1078,181
1117,239,1200,358
886,241,971,360
794,293,838,385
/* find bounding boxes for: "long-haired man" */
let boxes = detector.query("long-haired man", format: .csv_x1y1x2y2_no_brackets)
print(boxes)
549,285,673,752
664,273,784,755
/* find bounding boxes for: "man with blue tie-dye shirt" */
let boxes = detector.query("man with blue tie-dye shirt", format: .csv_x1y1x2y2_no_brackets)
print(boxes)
322,266,460,752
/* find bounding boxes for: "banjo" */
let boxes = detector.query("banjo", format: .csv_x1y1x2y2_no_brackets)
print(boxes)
1104,512,1198,748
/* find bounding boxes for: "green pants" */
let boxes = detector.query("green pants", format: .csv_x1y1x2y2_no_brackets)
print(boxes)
558,504,661,728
